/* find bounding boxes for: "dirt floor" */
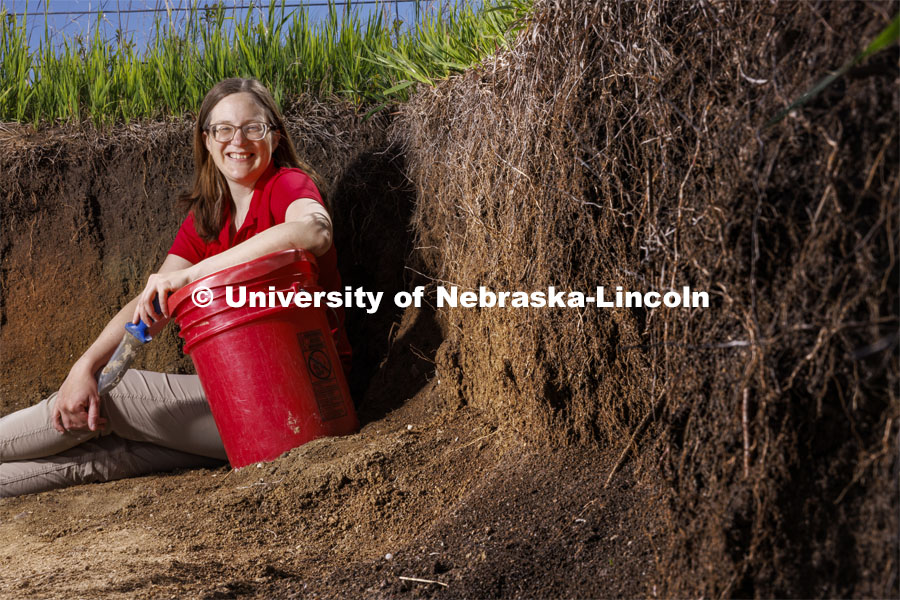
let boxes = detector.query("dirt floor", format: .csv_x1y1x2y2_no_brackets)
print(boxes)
2,2,897,595
0,377,659,599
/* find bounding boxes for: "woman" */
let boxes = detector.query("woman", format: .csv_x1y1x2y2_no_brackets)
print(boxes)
0,78,348,497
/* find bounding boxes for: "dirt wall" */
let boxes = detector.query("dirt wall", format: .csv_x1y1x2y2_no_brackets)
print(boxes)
395,0,899,596
0,100,417,414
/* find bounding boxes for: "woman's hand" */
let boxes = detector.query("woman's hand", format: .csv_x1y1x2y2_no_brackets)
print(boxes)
132,268,194,326
52,361,107,432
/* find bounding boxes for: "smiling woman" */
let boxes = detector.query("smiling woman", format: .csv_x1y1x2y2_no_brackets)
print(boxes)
131,78,337,327
0,77,350,497
206,98,280,206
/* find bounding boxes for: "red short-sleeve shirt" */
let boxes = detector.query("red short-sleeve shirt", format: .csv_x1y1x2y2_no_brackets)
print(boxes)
169,164,341,294
169,164,351,369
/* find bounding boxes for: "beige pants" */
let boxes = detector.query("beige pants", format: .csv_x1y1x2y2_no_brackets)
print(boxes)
0,370,227,498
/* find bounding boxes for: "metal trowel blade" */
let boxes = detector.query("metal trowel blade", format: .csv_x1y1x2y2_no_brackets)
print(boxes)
96,297,160,396
97,331,144,396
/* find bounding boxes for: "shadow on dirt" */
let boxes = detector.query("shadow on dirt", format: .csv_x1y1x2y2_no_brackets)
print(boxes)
330,146,444,423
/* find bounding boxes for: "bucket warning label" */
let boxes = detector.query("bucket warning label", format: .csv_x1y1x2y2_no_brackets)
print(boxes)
298,330,346,421
306,349,333,380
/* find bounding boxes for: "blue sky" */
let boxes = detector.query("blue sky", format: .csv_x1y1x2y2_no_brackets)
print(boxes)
1,1,458,54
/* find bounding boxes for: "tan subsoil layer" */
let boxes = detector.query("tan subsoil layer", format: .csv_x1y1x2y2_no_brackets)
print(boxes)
0,383,657,599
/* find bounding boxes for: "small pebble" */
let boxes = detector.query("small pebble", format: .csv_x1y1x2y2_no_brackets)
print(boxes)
406,424,413,431
385,553,393,560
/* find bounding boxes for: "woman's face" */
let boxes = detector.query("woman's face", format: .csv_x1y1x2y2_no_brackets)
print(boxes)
204,92,279,193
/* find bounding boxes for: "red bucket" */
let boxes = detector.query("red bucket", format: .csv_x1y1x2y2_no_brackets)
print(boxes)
168,248,358,468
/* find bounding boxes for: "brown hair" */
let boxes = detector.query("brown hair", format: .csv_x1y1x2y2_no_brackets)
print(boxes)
177,78,324,241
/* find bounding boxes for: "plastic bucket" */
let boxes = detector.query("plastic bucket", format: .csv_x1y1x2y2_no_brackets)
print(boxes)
169,248,358,468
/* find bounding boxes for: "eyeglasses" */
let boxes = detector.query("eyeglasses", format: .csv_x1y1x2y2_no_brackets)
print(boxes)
207,122,275,143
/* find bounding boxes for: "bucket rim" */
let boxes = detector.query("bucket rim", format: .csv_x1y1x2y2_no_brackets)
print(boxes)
169,248,318,314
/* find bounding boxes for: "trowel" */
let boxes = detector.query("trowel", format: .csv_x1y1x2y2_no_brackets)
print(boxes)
96,298,161,396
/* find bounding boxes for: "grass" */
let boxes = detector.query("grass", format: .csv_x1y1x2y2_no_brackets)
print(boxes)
766,12,899,127
0,0,532,125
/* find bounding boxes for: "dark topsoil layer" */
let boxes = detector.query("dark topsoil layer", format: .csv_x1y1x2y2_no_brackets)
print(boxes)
1,0,898,598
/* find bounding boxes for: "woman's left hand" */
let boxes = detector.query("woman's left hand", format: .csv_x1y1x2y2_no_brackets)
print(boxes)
132,268,193,326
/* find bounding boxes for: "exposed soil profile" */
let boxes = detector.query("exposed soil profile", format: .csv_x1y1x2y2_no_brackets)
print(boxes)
1,1,897,598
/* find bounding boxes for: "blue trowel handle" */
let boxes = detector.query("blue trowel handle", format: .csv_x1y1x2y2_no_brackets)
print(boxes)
125,297,162,343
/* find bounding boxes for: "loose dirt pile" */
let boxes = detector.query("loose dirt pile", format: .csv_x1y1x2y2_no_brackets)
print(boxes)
0,374,658,599
1,0,897,597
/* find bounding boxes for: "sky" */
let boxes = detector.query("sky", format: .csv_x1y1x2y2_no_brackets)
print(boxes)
1,0,456,54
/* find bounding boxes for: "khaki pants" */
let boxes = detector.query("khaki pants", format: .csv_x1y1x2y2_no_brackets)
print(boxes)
0,370,227,498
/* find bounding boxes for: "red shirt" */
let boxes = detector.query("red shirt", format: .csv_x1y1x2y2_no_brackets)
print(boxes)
169,165,351,369
169,164,341,295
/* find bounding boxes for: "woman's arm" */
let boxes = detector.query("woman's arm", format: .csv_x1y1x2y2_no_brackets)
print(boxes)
191,197,332,280
54,254,193,432
133,198,332,325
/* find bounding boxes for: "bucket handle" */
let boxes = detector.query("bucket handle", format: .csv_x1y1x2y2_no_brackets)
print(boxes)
291,281,342,340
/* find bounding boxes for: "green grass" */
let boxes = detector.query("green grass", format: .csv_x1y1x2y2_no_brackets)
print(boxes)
766,12,899,127
0,0,532,125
